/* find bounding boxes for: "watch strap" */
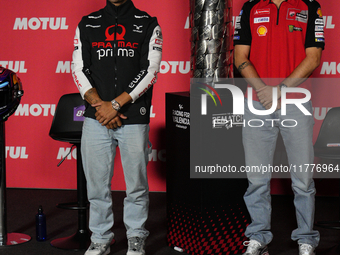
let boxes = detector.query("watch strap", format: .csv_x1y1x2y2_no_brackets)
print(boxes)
279,83,288,91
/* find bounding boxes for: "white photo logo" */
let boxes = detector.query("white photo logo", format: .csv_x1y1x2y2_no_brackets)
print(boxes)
199,84,312,129
200,84,311,116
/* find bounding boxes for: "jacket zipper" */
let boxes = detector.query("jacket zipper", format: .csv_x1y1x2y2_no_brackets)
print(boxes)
114,11,118,92
275,1,286,25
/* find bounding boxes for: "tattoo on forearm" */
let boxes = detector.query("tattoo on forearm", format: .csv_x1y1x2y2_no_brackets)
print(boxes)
237,61,252,72
84,88,99,104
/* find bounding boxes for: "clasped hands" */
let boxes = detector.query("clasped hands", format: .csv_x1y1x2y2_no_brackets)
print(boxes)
92,101,127,129
256,85,282,111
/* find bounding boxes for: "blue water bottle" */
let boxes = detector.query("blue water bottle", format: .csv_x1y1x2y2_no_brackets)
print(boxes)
36,205,47,241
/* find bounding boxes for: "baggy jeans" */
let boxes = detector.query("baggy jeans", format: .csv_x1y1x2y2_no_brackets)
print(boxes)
242,99,320,247
81,117,150,243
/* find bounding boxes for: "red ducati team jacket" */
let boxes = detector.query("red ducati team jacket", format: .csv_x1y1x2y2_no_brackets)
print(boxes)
234,0,325,100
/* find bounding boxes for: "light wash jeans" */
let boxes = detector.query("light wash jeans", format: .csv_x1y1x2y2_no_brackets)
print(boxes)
81,117,150,243
242,99,320,247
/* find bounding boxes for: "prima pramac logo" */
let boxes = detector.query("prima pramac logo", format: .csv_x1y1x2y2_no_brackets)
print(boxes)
92,24,138,59
105,24,126,41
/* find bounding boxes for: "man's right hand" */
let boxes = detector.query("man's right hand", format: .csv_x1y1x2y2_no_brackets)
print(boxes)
92,101,128,129
92,101,118,126
83,88,130,128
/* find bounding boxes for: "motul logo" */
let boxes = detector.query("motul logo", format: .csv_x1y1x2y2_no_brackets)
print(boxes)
14,104,56,117
160,61,190,74
56,147,164,161
57,147,77,160
320,62,340,75
323,16,335,29
13,17,68,30
105,24,125,41
5,147,28,159
148,149,166,162
313,107,332,120
56,61,71,73
0,61,27,73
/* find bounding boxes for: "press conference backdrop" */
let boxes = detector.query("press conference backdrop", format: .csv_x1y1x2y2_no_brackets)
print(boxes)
0,1,338,193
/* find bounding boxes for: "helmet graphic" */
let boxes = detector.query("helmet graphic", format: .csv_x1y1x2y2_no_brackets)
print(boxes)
0,67,24,121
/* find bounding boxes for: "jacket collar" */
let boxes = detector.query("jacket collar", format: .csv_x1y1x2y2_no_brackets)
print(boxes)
105,0,134,17
260,0,299,8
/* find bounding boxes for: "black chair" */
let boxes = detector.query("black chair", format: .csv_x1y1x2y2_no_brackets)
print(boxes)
314,107,340,231
49,93,89,250
314,107,340,161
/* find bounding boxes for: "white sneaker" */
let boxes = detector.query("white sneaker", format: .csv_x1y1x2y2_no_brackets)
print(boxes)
127,236,146,255
85,236,114,255
299,243,315,255
243,240,269,255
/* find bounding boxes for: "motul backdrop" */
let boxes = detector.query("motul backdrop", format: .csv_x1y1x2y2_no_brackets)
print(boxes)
0,0,338,194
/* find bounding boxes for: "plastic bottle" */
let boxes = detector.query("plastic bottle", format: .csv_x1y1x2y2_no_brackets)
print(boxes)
36,205,47,241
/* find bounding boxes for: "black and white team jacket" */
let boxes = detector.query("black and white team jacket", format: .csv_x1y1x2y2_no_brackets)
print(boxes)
72,0,163,124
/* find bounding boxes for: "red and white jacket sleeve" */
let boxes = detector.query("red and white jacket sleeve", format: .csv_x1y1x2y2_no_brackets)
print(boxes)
126,21,163,102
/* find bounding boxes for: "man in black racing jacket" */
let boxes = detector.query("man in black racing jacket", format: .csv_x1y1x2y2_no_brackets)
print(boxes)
71,0,162,254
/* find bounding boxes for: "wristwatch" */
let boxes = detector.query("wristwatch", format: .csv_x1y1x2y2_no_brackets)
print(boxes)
111,99,121,111
279,83,288,91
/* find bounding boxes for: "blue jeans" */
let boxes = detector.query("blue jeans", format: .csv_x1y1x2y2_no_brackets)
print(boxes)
81,118,151,243
242,99,320,247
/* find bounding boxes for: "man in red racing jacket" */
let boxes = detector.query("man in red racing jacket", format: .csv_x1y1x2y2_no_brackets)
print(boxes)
234,0,324,254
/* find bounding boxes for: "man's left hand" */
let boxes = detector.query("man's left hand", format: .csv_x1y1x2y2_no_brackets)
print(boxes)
105,113,127,129
256,85,280,108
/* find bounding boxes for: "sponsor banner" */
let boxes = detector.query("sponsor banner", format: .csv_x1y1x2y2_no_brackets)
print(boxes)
1,0,190,192
0,0,338,194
